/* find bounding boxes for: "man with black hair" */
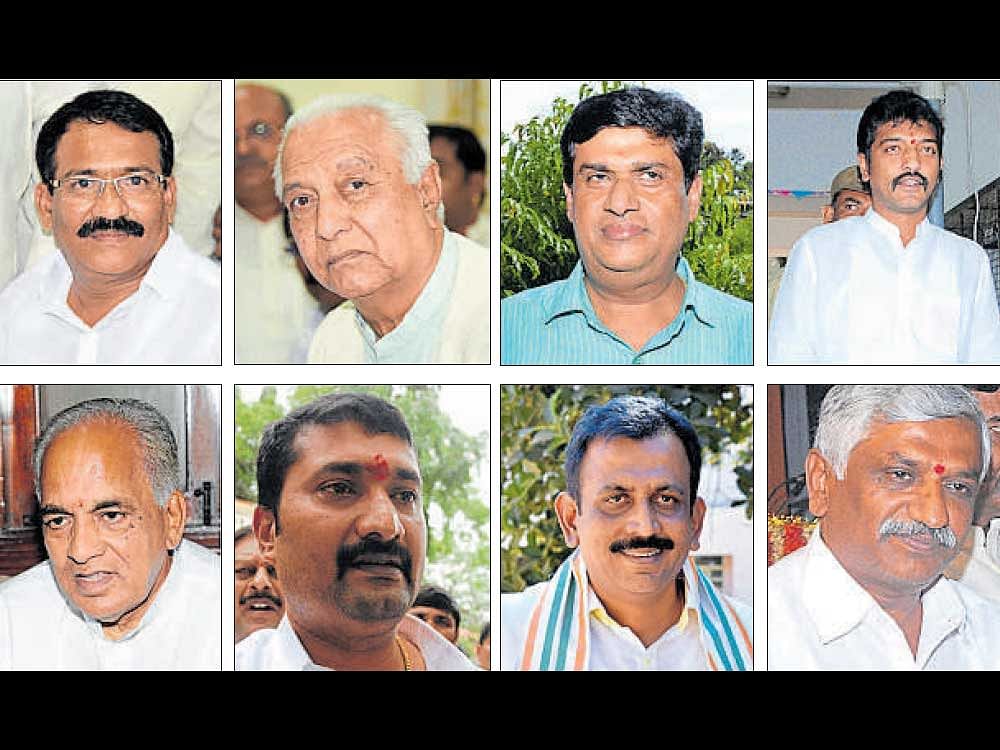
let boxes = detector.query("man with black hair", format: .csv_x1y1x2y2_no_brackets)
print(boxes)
235,525,284,642
0,89,221,364
236,391,475,670
409,584,461,643
501,87,751,365
946,385,1000,601
500,395,753,670
475,620,490,669
235,82,322,364
770,89,1000,364
429,124,488,245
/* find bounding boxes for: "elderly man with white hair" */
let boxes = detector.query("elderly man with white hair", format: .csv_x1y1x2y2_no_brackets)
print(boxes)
769,384,1000,670
275,94,489,364
0,398,221,669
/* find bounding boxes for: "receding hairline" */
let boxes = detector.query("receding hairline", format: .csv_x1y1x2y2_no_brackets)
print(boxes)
40,416,151,486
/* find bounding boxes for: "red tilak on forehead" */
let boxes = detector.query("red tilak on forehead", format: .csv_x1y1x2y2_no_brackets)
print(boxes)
368,454,389,480
934,463,945,475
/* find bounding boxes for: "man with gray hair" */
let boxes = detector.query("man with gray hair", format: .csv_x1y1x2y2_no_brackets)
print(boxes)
769,385,1000,669
275,94,489,364
0,398,221,669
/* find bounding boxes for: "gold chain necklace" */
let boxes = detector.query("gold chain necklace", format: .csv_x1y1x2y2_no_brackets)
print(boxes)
395,636,413,671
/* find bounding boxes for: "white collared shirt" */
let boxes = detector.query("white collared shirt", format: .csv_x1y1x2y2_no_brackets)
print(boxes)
768,209,1000,363
307,230,489,364
236,613,478,671
0,540,222,670
768,528,1000,670
946,519,1000,603
0,229,221,364
234,205,321,364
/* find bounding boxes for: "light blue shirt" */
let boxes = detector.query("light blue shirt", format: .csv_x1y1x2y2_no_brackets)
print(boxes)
500,256,752,364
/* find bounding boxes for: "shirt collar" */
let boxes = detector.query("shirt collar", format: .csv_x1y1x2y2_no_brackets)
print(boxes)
586,570,696,637
542,255,717,329
801,527,967,646
864,205,931,243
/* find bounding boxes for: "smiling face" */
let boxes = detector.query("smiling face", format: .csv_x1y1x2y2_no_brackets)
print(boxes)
255,421,425,641
235,532,284,642
555,433,705,609
280,109,442,303
858,119,940,223
564,126,701,291
808,418,981,596
35,120,175,281
38,420,185,636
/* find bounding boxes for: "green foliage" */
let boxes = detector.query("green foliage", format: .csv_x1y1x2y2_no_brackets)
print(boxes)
501,81,753,301
501,385,753,593
235,385,490,631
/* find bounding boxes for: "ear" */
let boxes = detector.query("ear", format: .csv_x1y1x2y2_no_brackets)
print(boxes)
416,161,443,227
254,505,278,556
468,170,486,207
35,182,54,233
857,152,870,182
688,495,708,552
162,176,177,224
163,490,188,550
563,182,575,224
685,172,703,223
821,205,834,223
805,449,835,518
554,491,581,548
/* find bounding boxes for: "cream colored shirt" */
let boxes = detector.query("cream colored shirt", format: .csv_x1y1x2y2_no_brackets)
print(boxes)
946,520,1000,603
235,205,320,363
236,613,477,671
769,528,1000,669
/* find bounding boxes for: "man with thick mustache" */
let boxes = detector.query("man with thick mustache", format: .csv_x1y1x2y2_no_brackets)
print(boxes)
501,87,752,365
0,89,221,364
235,525,285,643
770,90,1000,363
769,385,1000,669
500,396,753,670
236,392,475,670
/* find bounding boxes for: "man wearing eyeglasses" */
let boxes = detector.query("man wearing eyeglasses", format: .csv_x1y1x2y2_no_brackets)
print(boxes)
235,83,324,364
0,89,221,364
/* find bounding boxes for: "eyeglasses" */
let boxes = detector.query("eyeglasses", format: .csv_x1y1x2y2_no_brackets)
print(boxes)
50,172,168,203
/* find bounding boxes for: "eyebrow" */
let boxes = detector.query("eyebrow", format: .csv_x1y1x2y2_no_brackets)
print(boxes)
878,136,937,145
316,461,421,484
597,481,688,496
578,161,670,173
39,500,130,516
885,453,979,479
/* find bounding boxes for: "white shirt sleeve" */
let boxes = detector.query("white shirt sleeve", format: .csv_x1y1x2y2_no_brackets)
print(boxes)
966,251,1000,363
768,235,820,363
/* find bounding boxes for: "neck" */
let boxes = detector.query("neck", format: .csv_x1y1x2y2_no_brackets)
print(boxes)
354,228,444,339
101,553,173,641
592,577,685,648
237,189,283,222
863,578,927,657
290,615,422,670
584,265,686,351
873,203,927,247
66,259,157,327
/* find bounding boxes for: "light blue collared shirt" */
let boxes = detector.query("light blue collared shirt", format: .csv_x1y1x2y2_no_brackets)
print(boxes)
500,256,752,364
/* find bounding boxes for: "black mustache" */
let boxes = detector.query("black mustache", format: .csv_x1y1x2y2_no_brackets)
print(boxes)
891,171,929,190
337,537,413,582
239,591,283,607
609,535,675,554
77,216,145,238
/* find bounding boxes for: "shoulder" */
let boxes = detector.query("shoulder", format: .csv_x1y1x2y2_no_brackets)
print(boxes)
690,280,751,321
309,304,364,363
929,224,991,260
0,561,61,604
0,255,57,309
767,544,809,594
949,577,1000,623
235,626,283,670
502,279,565,312
165,233,221,290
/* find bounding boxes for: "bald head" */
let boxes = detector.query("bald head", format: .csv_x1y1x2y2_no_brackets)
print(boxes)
236,84,293,219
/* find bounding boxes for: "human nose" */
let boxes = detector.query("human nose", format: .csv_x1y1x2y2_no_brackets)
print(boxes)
909,478,950,530
235,131,251,157
248,564,273,592
316,193,352,240
624,500,661,539
92,177,129,213
355,488,404,541
67,517,104,564
604,176,639,216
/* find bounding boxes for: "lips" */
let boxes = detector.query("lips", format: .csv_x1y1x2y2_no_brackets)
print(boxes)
601,223,646,240
242,596,281,613
72,570,117,594
889,533,941,554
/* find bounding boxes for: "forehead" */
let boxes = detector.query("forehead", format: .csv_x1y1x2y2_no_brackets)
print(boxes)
55,120,161,174
572,126,680,168
836,189,870,204
282,110,402,181
430,136,458,160
851,418,980,467
973,390,1000,420
872,119,938,144
235,86,287,125
286,420,418,478
42,420,151,495
234,534,261,558
579,433,690,490
412,604,454,619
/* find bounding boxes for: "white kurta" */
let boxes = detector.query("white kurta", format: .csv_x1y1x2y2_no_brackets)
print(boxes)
945,520,1000,604
0,229,221,364
236,613,477,671
234,205,321,364
768,529,1000,670
0,540,222,670
768,209,1000,363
